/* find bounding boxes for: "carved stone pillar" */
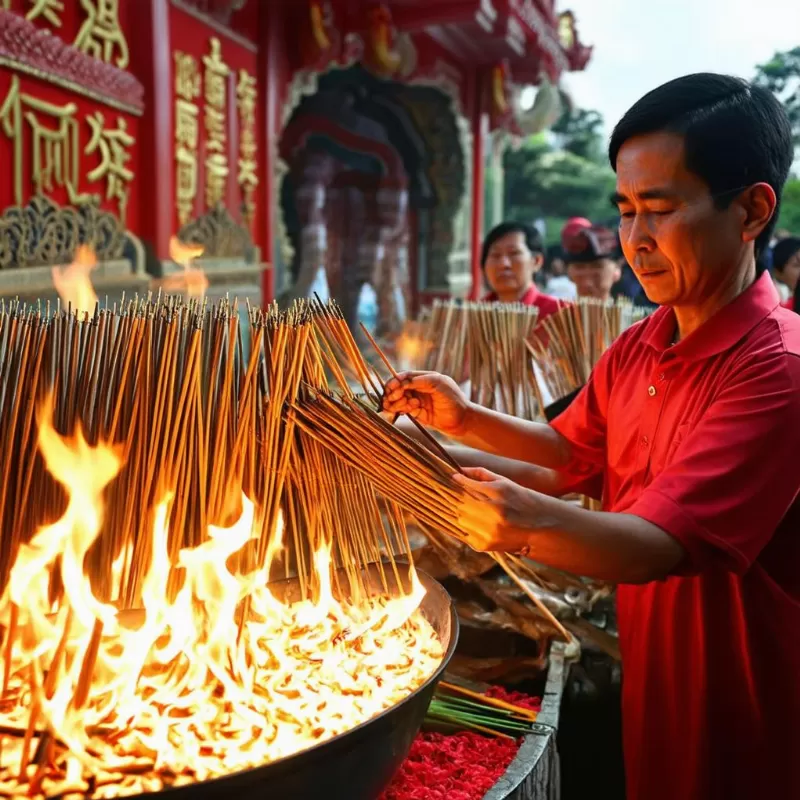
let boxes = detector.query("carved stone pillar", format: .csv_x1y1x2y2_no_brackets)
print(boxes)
289,152,337,301
373,185,408,338
329,186,370,333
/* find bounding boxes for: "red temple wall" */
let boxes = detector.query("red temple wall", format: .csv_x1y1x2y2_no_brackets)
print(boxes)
0,0,505,303
0,0,143,233
166,2,262,245
0,0,266,265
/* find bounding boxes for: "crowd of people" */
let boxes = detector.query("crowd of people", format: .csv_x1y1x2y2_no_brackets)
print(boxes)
483,214,800,322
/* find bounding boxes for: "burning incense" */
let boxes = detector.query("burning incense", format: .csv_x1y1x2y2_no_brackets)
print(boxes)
0,266,446,797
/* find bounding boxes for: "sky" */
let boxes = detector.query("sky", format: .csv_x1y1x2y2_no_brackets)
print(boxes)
560,0,800,136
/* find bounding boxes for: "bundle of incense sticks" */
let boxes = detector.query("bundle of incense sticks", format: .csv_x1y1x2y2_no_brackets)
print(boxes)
0,295,415,613
528,297,650,403
292,388,570,641
425,681,538,739
397,300,541,420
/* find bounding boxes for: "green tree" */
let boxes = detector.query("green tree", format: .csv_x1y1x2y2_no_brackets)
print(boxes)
503,122,617,239
753,47,800,145
550,104,606,163
778,178,800,233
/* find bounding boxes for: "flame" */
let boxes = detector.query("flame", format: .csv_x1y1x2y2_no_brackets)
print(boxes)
158,236,209,299
0,399,442,794
395,323,433,371
52,245,98,316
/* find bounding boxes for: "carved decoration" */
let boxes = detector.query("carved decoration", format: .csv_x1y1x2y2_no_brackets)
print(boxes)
394,84,467,290
0,9,144,115
277,54,472,281
0,193,125,270
176,205,255,261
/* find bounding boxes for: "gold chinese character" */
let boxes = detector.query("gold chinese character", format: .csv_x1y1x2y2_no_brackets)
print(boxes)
84,111,135,223
238,159,258,191
238,129,257,190
204,106,226,151
235,70,258,226
236,70,257,126
0,76,23,204
176,148,198,225
26,0,64,27
239,128,256,158
175,100,200,150
203,38,229,109
0,76,87,206
205,153,228,208
74,0,129,70
174,52,201,102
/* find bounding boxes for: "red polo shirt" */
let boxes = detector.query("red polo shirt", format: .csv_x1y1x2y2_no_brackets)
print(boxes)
551,272,800,800
484,285,562,321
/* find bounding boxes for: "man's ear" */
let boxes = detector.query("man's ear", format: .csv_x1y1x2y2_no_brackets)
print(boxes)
737,182,777,246
531,253,544,273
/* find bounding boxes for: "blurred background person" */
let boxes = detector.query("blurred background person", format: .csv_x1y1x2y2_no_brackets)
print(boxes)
560,218,622,301
771,236,800,303
541,243,578,300
481,221,562,321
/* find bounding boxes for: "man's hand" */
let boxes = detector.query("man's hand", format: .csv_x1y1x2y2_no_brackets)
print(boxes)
453,466,686,584
383,371,472,437
453,466,546,553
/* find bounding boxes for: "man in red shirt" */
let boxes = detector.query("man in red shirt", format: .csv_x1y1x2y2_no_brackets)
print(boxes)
384,73,800,799
481,221,562,321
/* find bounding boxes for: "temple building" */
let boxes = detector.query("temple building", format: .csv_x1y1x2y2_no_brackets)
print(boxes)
0,0,589,332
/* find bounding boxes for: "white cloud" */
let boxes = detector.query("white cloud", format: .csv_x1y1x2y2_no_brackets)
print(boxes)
560,0,800,137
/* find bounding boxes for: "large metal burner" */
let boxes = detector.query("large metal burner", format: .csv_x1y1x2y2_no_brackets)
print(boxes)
119,564,457,800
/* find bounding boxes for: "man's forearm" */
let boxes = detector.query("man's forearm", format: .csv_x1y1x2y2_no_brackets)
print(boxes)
447,446,566,496
396,404,571,470
520,496,685,584
456,404,571,469
393,417,571,494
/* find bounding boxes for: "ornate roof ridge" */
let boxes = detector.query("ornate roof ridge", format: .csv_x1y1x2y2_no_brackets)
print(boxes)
0,9,145,115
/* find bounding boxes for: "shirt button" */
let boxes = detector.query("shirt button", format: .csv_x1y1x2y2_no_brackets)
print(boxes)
641,435,649,447
648,385,657,397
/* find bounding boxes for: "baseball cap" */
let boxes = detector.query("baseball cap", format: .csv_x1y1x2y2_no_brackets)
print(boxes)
561,218,619,264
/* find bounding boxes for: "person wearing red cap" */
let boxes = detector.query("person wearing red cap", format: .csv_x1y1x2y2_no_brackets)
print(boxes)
480,222,562,321
385,73,800,799
560,218,622,300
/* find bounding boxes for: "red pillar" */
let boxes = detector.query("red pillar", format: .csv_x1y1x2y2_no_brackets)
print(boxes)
133,0,172,259
258,1,280,305
469,68,486,301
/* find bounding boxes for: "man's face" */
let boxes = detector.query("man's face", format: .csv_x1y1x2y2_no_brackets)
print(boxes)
484,232,542,297
613,132,749,307
568,258,621,300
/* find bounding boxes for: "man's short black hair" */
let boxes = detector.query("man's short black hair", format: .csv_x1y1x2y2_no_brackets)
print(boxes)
608,73,793,259
481,222,544,268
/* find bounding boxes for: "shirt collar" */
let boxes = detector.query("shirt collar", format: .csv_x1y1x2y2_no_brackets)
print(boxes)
484,284,540,305
643,271,780,361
